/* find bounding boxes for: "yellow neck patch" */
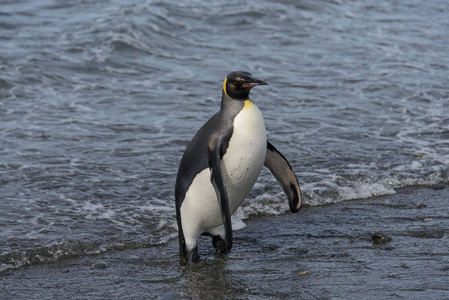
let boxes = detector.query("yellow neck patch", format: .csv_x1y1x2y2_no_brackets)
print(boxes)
243,100,253,109
223,78,229,97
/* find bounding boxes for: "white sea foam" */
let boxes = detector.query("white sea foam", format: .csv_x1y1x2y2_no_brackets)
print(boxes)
337,183,396,201
231,214,247,231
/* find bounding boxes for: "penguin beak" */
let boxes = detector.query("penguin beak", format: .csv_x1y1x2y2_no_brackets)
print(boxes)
241,79,268,89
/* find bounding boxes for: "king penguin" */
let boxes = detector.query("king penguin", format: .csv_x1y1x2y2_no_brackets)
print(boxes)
175,71,302,264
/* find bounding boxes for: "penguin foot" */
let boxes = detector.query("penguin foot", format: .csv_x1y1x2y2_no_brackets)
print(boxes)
187,247,199,265
212,236,228,253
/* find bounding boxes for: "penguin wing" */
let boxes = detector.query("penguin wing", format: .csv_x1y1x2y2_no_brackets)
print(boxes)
264,141,302,213
208,137,233,250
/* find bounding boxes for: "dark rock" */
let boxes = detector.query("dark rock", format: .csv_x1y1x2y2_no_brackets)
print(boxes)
93,262,108,269
372,233,392,245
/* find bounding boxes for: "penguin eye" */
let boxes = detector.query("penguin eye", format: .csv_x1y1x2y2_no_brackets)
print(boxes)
230,80,238,87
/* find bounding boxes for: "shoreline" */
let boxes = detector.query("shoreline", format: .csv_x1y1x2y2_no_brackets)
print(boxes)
1,185,449,299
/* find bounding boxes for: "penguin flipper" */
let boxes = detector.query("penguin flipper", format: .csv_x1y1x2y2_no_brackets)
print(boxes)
265,141,302,213
208,139,233,251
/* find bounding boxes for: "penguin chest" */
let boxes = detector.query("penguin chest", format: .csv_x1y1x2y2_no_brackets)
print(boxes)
222,101,267,212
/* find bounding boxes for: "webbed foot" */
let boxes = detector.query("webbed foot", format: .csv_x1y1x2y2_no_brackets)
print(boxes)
187,247,199,265
212,235,228,254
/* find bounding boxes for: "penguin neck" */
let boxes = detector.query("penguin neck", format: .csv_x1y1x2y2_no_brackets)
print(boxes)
221,90,249,111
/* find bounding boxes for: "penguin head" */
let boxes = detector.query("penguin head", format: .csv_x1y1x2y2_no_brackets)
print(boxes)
223,71,268,100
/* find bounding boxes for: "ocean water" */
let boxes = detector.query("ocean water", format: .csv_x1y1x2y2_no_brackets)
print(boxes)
0,0,448,272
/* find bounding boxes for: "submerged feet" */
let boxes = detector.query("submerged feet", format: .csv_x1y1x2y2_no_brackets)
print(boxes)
184,236,229,264
187,247,199,265
212,235,228,254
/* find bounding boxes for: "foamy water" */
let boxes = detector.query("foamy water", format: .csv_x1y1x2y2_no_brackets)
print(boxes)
1,0,448,272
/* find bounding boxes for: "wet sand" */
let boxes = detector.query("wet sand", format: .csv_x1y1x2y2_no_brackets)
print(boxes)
1,185,449,299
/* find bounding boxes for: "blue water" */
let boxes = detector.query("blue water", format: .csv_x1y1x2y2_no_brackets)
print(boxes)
1,0,448,272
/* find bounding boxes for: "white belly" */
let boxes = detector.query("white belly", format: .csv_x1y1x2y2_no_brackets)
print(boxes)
221,101,267,213
181,101,267,234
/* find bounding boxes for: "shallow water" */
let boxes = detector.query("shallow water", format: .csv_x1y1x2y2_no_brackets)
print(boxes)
1,0,448,272
2,186,448,299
